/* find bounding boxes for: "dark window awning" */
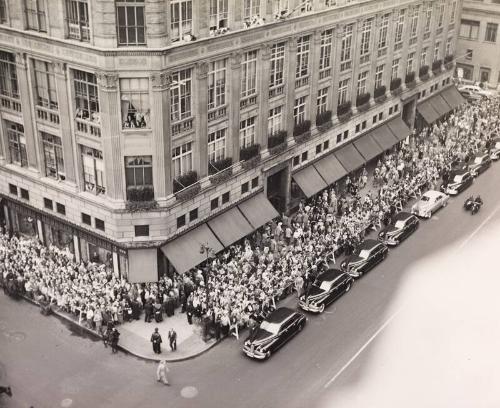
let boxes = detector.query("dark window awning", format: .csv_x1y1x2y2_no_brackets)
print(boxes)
313,154,348,185
207,207,254,247
386,116,411,142
334,143,365,173
353,132,384,162
128,248,159,283
292,165,328,197
417,100,440,124
371,124,399,151
237,192,279,229
429,94,452,117
160,224,224,273
441,86,466,111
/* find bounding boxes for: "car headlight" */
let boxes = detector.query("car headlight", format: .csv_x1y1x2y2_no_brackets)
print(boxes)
378,231,385,238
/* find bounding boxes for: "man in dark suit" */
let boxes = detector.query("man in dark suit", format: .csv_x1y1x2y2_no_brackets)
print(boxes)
151,327,162,354
168,328,177,351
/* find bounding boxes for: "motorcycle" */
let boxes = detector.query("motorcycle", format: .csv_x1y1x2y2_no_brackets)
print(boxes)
464,196,483,215
464,196,474,211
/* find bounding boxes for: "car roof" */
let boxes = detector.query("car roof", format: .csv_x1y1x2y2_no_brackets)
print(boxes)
393,211,412,222
449,169,469,177
317,269,344,282
423,190,442,198
358,239,381,250
266,307,296,323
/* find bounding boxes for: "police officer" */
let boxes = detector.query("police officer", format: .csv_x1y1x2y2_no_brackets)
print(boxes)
151,327,163,354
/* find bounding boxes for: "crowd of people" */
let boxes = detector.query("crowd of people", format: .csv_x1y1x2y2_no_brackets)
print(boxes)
1,97,499,341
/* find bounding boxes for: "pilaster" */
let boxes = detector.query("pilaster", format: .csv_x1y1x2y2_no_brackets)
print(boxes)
145,0,167,47
259,44,271,148
196,0,209,39
384,9,397,89
367,16,379,97
350,19,361,109
331,24,342,120
196,62,209,177
229,52,242,161
285,37,297,141
309,31,321,131
92,0,117,48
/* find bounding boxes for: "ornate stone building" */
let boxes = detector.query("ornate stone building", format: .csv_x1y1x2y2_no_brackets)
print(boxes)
0,0,462,280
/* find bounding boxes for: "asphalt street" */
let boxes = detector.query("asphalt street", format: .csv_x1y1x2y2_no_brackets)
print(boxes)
2,163,500,408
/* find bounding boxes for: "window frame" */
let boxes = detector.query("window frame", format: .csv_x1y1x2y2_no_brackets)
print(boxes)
33,59,58,109
25,0,47,32
296,35,310,80
208,127,227,163
81,145,105,195
172,142,193,179
208,59,227,110
241,50,258,98
120,77,150,129
66,0,90,41
170,68,192,122
6,121,27,167
239,116,256,148
170,0,192,42
125,155,153,189
116,0,146,46
270,42,286,88
41,132,65,180
293,95,307,125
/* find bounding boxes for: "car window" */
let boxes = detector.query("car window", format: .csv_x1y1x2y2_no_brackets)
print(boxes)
319,280,334,291
453,175,463,183
394,220,405,228
421,196,430,202
260,321,281,335
358,249,371,259
474,157,482,164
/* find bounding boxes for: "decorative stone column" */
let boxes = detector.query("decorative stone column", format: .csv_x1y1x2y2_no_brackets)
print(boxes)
150,71,171,198
330,24,341,121
97,72,125,201
400,9,414,88
309,30,322,131
195,0,209,39
350,19,361,113
15,52,38,170
54,62,76,184
258,44,271,149
146,0,167,48
383,9,397,91
92,0,117,48
285,36,297,142
196,62,209,178
367,16,379,99
229,52,242,161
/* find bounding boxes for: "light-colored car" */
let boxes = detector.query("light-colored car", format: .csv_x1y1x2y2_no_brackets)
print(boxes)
489,138,500,160
458,85,496,99
411,190,449,219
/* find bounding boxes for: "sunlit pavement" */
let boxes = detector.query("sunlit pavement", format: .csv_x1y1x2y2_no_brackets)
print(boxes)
2,165,500,408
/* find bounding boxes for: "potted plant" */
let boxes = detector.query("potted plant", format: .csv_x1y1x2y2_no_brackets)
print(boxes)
390,77,402,95
125,186,158,211
293,120,311,143
208,157,233,185
432,59,443,74
240,144,261,169
315,110,332,132
405,71,416,88
356,92,371,111
337,101,352,122
373,85,386,103
444,54,454,70
173,170,200,201
419,65,430,81
268,130,287,155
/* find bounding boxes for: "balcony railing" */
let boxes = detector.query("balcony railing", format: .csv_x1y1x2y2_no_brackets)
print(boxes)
394,42,403,51
0,95,21,113
208,106,227,122
68,21,90,41
340,60,352,72
377,47,387,58
36,106,60,126
75,118,101,138
295,76,309,89
269,85,284,99
240,94,257,109
171,116,194,136
319,68,331,80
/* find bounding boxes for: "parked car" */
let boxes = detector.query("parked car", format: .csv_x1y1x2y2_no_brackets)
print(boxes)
298,269,354,313
441,169,473,195
468,152,491,177
243,307,306,360
378,212,419,246
411,190,449,218
459,89,482,103
340,239,388,278
489,138,500,160
458,85,496,99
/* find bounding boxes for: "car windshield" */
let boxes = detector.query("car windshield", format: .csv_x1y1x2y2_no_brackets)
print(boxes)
358,249,371,259
319,280,334,291
421,196,430,202
453,175,463,183
259,321,281,335
394,220,406,228
495,142,500,149
474,157,482,164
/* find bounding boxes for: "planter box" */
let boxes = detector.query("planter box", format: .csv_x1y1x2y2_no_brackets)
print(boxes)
357,101,370,112
175,183,201,201
445,63,454,70
432,68,442,75
391,87,402,96
209,167,233,186
125,200,158,212
337,110,352,123
268,141,287,156
406,80,417,89
317,120,333,133
374,94,387,104
419,73,430,81
241,154,261,170
294,131,311,144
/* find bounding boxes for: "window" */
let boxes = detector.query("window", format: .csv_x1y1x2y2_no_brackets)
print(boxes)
189,208,198,221
296,35,310,79
450,1,457,24
391,58,400,80
420,47,428,67
373,114,377,124
293,155,300,166
268,105,283,136
466,49,473,60
394,9,405,44
301,151,308,162
485,23,498,42
120,78,150,128
378,112,383,120
319,29,333,73
359,19,372,58
66,0,90,41
209,0,228,32
95,218,105,231
273,0,288,17
210,197,219,210
293,96,307,125
338,78,349,105
410,6,419,38
240,117,256,147
270,42,285,88
44,198,53,210
406,52,415,74
222,191,230,204
177,215,186,229
251,177,258,188
340,24,353,71
82,213,91,225
394,104,398,112
125,155,153,189
317,88,328,115
116,0,145,45
241,181,249,194
208,128,226,163
323,140,329,150
0,51,19,98
6,122,27,167
172,143,193,179
73,70,99,121
56,203,66,216
445,38,453,56
241,50,258,98
378,14,389,50
170,69,192,122
437,0,445,28
375,64,384,88
424,3,432,33
0,0,7,24
343,130,348,140
135,225,149,236
171,0,192,42
243,0,260,21
336,133,341,144
480,68,490,83
389,106,393,115
362,120,366,130
81,146,105,195
42,132,65,180
357,71,368,96
33,59,58,109
20,188,29,200
316,144,322,154
355,123,360,133
208,59,227,110
460,20,480,40
8,184,17,195
25,0,47,32
434,41,441,62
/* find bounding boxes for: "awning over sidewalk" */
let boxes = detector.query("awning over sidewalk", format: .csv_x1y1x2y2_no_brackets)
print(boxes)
335,143,365,173
371,124,399,151
441,86,466,110
387,116,411,141
417,100,440,124
314,154,348,185
429,94,452,117
161,224,223,273
292,165,328,197
207,207,254,247
353,132,384,162
237,192,279,229
128,248,158,283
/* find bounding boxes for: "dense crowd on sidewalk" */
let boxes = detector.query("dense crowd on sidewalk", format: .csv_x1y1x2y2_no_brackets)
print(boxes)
1,98,499,338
